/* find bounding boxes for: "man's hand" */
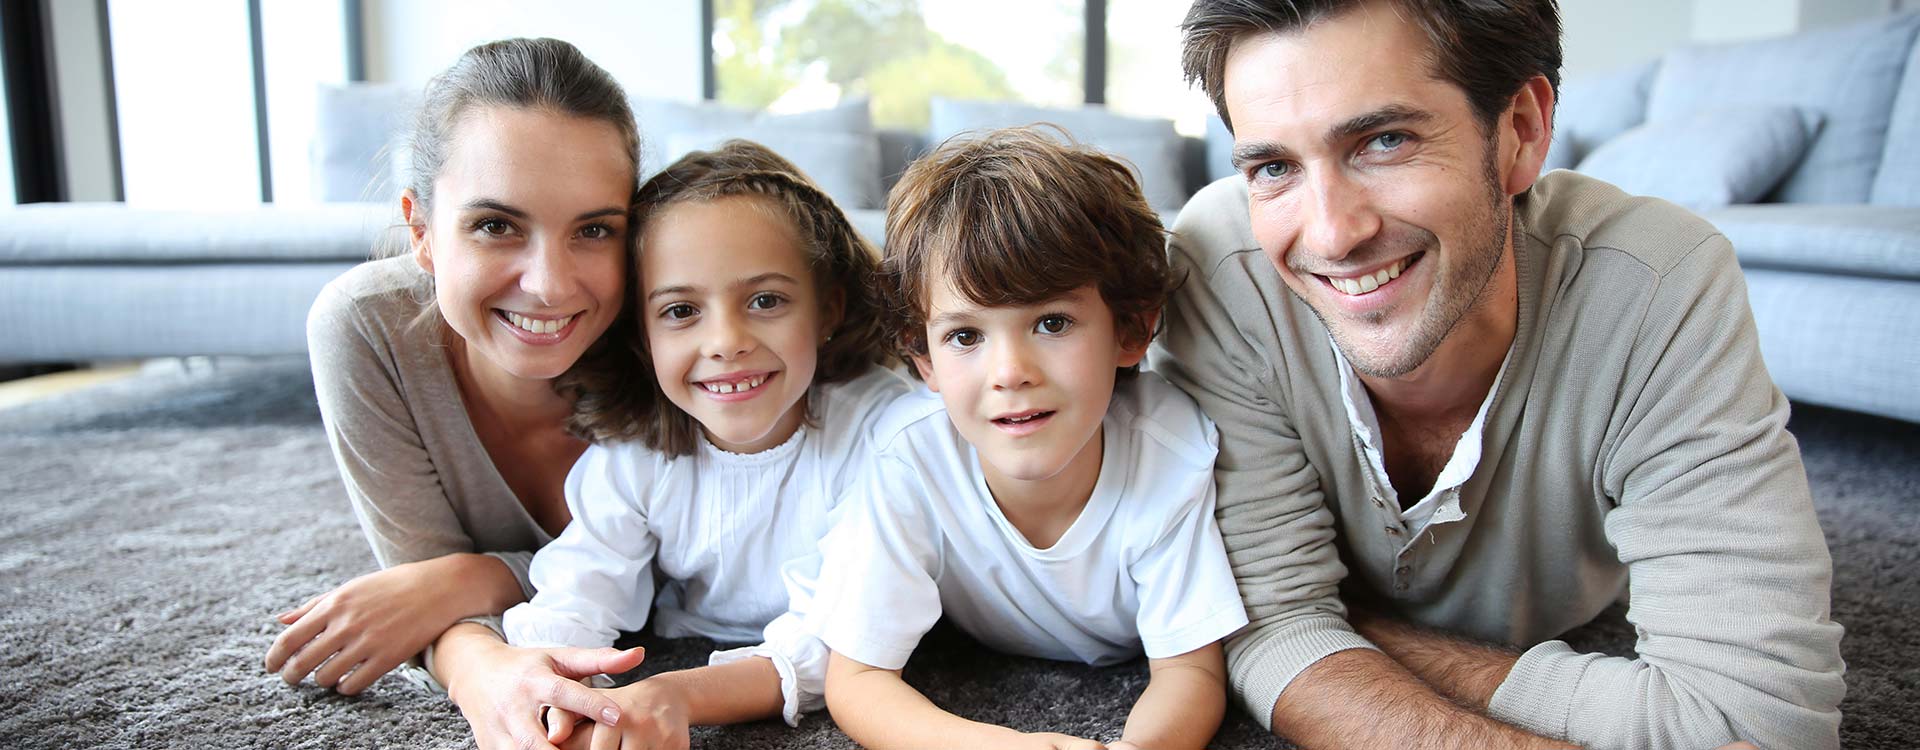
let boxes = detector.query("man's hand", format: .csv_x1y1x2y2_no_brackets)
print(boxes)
265,555,492,694
553,678,693,750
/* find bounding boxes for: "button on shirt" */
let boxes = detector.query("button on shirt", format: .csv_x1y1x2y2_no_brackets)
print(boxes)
1330,340,1513,558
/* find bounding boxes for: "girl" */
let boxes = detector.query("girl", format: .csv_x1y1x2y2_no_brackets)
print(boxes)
501,140,906,749
273,37,660,750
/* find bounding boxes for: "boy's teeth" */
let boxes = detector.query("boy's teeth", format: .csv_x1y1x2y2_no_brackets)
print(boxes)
504,311,574,334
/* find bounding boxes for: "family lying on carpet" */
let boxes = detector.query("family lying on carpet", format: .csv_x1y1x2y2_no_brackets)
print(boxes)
259,2,1847,748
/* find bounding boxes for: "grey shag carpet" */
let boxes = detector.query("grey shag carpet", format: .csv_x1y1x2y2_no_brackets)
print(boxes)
0,358,1914,749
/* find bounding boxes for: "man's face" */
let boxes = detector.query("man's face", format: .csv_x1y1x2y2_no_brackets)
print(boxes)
1222,2,1514,378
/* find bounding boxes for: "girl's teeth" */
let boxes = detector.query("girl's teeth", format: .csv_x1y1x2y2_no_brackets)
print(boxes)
702,374,768,394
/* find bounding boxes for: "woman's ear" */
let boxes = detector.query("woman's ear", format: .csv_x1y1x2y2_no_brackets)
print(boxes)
402,189,432,273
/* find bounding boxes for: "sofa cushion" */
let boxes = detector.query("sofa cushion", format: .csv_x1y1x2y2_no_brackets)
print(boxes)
1541,60,1657,173
1874,16,1920,206
636,97,875,177
0,203,395,264
312,83,417,202
1646,13,1920,204
662,129,883,211
1698,204,1920,279
1574,107,1819,210
928,98,1187,211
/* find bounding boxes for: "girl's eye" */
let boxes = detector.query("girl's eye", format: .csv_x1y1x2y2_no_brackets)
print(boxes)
945,329,981,348
748,293,786,311
662,303,696,321
1365,132,1408,152
1035,315,1073,335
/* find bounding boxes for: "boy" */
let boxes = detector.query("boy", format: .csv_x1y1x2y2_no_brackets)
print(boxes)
805,127,1249,750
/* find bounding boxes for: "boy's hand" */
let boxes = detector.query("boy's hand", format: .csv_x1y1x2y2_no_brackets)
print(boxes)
1020,732,1108,750
556,679,693,750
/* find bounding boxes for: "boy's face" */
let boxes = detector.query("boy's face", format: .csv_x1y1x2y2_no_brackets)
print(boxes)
912,282,1149,497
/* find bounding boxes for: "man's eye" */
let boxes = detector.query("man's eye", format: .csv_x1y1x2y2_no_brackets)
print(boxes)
1256,162,1291,180
1366,133,1408,152
662,303,696,320
1035,315,1073,335
748,293,785,311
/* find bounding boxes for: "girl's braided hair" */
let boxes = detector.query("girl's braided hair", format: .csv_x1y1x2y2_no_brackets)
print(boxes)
558,140,892,455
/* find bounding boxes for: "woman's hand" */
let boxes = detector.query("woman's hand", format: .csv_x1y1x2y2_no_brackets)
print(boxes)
1019,732,1107,750
433,625,647,750
552,678,693,750
265,555,501,694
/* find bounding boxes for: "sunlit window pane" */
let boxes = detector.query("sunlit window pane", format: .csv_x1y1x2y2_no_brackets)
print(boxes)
108,0,261,208
260,0,348,205
714,0,1082,130
1106,0,1211,137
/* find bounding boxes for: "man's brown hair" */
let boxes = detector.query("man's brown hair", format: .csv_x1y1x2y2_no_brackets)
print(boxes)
880,126,1178,374
1181,0,1562,132
560,140,892,456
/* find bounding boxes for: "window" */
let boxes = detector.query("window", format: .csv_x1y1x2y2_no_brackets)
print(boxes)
260,0,349,205
107,0,261,207
0,9,14,206
712,0,1084,129
1106,0,1212,137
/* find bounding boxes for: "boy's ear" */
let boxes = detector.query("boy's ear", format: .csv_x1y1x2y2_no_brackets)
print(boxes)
910,353,941,393
402,189,433,274
1116,311,1160,368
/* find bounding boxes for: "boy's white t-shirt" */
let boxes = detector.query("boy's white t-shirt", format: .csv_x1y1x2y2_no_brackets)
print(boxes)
501,365,910,724
805,372,1249,672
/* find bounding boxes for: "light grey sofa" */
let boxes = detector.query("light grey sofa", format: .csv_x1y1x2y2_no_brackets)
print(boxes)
1546,13,1920,423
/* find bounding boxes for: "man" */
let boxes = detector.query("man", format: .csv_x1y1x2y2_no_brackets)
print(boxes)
1148,1,1847,748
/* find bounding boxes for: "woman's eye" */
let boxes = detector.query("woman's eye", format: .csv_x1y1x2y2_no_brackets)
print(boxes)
748,293,785,311
580,223,616,240
662,303,696,320
1036,315,1073,335
475,218,512,236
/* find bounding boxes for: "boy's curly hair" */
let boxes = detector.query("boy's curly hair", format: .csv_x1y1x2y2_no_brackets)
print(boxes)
880,125,1180,375
558,140,892,455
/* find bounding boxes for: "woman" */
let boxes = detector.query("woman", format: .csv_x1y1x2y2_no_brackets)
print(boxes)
265,37,645,750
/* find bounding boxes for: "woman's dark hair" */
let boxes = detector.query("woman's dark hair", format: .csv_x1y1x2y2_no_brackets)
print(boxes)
560,140,893,455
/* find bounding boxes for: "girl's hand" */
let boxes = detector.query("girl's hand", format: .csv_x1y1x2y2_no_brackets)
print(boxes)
265,556,478,694
1021,732,1108,750
1106,742,1143,750
556,679,693,750
441,636,645,750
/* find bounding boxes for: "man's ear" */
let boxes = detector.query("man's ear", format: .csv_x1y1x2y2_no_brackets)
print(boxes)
402,189,433,274
1499,75,1556,197
910,353,940,393
1117,311,1160,368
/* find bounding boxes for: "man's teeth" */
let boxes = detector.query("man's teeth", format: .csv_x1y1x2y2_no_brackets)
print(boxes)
504,311,575,334
701,374,768,394
1327,257,1409,296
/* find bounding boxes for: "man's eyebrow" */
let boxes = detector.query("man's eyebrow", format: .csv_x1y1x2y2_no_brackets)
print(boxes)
1231,141,1296,172
1328,104,1434,144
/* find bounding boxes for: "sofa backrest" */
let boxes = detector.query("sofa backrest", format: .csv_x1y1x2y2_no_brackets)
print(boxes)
1541,60,1657,173
1874,31,1920,207
1644,12,1920,204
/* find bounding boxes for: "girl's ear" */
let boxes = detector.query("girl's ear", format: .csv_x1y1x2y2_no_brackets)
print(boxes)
819,285,846,344
402,189,432,274
1116,310,1160,368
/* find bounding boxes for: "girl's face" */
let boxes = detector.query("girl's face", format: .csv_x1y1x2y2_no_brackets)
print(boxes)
409,106,633,383
639,196,839,454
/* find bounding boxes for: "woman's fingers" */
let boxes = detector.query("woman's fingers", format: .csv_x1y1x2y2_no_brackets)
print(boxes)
277,627,346,686
537,675,626,728
334,647,406,696
547,646,645,681
276,594,322,624
264,601,333,673
589,719,622,750
311,644,363,689
546,706,581,744
501,707,564,750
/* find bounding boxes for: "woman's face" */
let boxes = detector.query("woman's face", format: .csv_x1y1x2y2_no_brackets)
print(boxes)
410,106,633,382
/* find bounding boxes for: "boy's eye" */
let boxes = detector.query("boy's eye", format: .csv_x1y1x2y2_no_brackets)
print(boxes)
1035,315,1073,335
944,329,981,348
748,293,786,311
662,303,696,320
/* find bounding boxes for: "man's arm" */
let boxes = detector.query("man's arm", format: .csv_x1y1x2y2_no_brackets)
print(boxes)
1483,235,1845,749
1351,611,1520,710
1274,649,1571,749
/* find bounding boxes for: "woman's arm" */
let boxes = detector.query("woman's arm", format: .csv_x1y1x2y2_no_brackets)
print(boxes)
430,622,645,750
1111,643,1228,750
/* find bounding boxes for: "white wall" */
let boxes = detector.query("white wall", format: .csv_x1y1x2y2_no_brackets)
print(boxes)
1563,0,1902,78
360,1,702,101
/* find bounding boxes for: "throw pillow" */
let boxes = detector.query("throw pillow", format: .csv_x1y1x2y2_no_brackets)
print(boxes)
1575,107,1821,210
